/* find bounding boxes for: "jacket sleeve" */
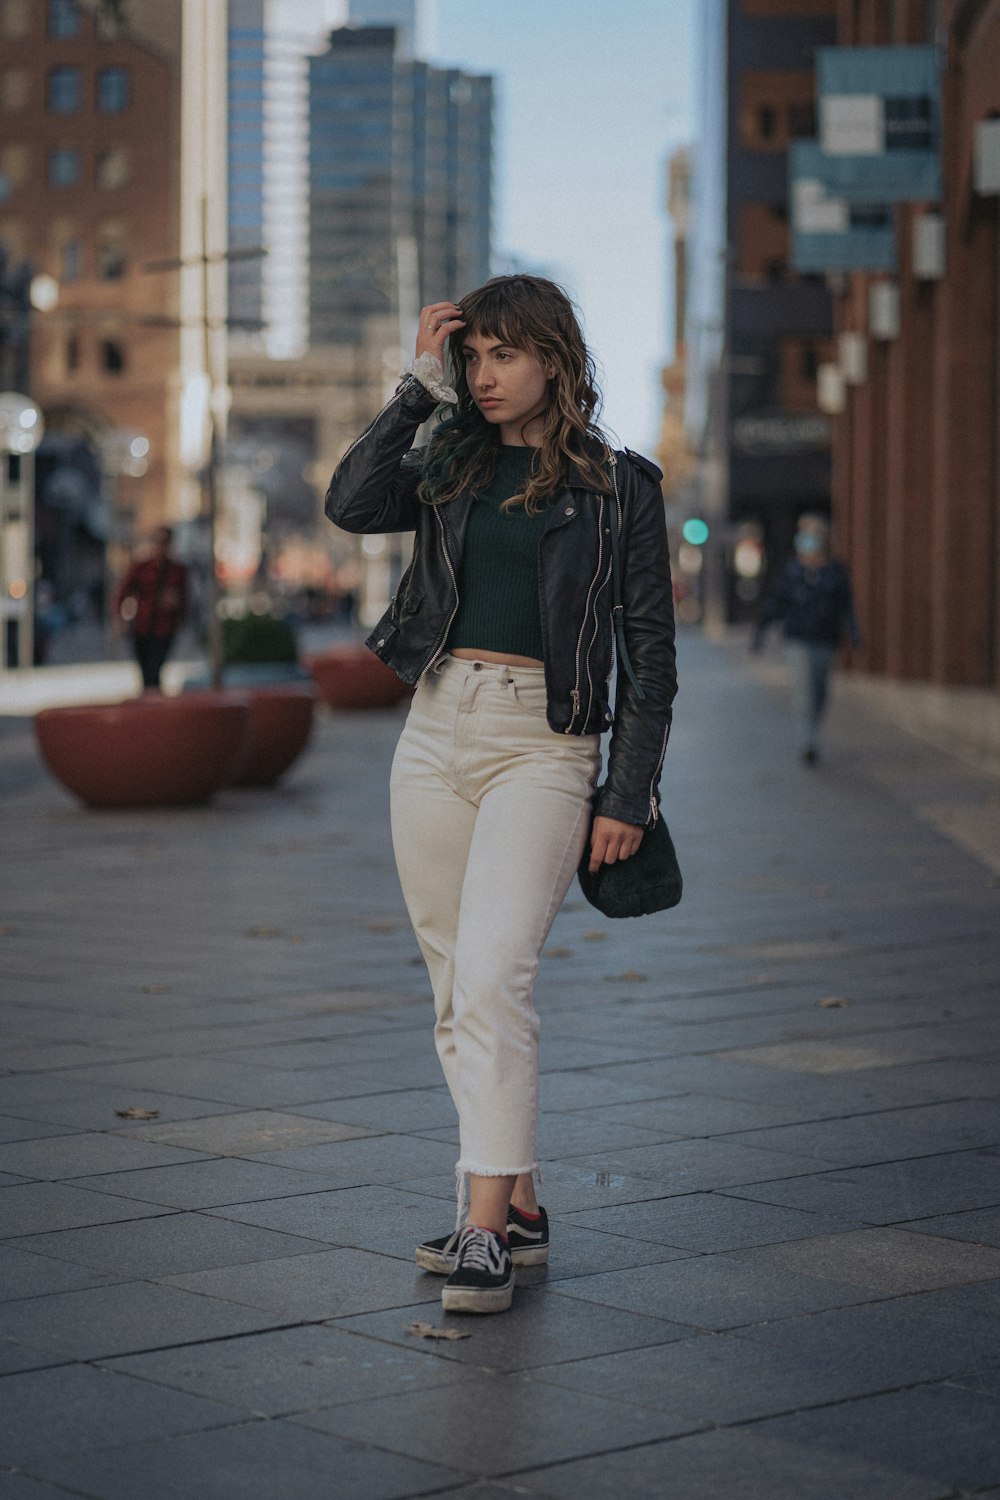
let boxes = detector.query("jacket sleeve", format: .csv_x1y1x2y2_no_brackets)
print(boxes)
324,375,438,535
753,562,792,645
598,465,678,827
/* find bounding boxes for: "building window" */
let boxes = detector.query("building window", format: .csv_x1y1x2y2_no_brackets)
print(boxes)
757,106,777,142
47,146,80,187
96,145,129,189
100,338,125,373
97,66,129,113
788,102,816,139
2,0,30,38
47,0,80,38
47,66,82,114
0,69,30,113
97,236,126,280
60,237,81,280
0,144,28,192
96,1,126,39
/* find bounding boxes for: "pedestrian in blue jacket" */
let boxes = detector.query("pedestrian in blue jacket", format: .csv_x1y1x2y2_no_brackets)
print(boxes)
753,514,860,765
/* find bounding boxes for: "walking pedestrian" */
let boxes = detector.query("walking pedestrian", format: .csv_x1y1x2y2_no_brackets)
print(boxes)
325,274,677,1314
113,525,188,692
752,513,860,765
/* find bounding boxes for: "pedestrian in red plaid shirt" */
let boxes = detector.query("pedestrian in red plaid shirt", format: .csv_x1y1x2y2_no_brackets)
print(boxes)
113,526,189,691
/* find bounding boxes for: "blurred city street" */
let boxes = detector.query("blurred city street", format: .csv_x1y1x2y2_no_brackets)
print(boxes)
2,630,1000,1499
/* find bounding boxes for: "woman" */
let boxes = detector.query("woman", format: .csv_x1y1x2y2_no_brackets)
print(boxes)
326,275,677,1314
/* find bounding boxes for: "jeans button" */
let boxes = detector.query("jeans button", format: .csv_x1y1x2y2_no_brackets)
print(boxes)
472,661,482,671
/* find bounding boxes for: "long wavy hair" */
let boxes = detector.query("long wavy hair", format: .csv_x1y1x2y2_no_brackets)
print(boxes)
418,275,610,513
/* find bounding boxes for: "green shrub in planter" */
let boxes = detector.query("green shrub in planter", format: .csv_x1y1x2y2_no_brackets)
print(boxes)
223,613,298,666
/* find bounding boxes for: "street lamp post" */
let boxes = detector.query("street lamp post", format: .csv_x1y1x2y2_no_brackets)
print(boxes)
0,391,43,670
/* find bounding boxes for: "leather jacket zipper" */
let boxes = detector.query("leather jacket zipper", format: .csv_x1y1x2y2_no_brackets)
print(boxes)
564,493,609,734
420,506,461,673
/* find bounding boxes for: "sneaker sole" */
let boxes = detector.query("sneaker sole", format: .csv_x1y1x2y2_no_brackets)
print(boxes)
417,1242,548,1275
441,1281,514,1314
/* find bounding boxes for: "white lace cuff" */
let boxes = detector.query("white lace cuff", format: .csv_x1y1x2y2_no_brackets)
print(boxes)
405,352,458,404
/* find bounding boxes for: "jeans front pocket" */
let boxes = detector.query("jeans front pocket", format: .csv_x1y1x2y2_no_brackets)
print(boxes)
507,674,549,719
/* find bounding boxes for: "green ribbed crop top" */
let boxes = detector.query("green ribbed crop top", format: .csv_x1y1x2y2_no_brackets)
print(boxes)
445,446,551,661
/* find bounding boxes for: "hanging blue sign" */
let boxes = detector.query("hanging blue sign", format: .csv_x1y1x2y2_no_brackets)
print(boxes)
817,45,941,203
789,141,897,273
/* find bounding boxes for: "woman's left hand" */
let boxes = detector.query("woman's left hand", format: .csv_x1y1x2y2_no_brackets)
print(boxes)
588,816,644,874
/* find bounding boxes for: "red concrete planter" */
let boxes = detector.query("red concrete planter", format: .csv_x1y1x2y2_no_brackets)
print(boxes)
306,645,412,710
229,683,318,787
34,693,251,809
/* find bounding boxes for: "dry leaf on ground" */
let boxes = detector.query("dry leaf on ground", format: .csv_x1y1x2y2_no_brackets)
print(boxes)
818,996,850,1008
407,1322,470,1341
115,1107,161,1120
543,947,573,959
582,931,608,941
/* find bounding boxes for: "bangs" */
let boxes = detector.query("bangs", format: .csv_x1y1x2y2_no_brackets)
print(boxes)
459,284,538,351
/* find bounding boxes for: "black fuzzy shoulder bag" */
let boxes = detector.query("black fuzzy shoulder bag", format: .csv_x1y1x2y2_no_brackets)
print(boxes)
576,459,682,919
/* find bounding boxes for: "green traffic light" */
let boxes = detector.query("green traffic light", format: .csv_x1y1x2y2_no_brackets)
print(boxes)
682,518,710,546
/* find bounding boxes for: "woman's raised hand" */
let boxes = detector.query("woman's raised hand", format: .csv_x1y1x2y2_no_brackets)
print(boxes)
415,302,465,363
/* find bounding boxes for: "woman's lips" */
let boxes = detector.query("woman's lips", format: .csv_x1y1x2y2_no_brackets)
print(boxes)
478,398,502,408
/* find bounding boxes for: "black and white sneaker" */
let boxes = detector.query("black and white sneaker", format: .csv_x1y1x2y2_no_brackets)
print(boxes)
440,1225,514,1314
416,1203,549,1274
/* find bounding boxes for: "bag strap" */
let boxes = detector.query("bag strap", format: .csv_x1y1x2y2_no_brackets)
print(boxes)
607,453,646,703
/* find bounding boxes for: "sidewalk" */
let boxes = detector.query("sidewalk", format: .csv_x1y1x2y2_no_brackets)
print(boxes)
2,631,1000,1499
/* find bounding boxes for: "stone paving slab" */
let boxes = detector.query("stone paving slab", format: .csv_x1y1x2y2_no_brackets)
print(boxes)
104,1324,466,1416
525,1331,923,1425
0,1246,122,1303
162,1246,440,1320
8,1210,326,1280
716,1148,1000,1223
561,1189,862,1250
72,1156,368,1209
726,1225,1000,1294
547,1252,879,1331
754,1382,1000,1491
290,1370,702,1476
330,1289,694,1371
108,1109,378,1154
3,632,1000,1497
512,1427,950,1499
0,1183,168,1238
28,1421,462,1500
0,1132,207,1181
0,1280,286,1363
0,1364,248,1467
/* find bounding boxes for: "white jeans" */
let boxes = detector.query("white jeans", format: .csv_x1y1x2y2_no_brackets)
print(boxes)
390,656,600,1196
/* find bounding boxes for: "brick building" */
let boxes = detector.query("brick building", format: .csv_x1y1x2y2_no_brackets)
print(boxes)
687,0,840,624
0,0,183,542
830,0,1000,697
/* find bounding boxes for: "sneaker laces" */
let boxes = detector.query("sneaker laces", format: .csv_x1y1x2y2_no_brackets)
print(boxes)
456,1226,504,1273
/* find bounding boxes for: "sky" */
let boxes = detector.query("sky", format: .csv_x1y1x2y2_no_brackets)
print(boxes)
431,0,695,454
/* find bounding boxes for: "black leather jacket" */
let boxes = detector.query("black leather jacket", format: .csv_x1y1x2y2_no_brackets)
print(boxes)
324,374,677,828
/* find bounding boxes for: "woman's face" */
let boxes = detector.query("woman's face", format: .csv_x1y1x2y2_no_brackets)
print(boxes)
460,331,552,443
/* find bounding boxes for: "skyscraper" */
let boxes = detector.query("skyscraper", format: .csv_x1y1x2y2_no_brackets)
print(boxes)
308,22,492,346
227,0,347,359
